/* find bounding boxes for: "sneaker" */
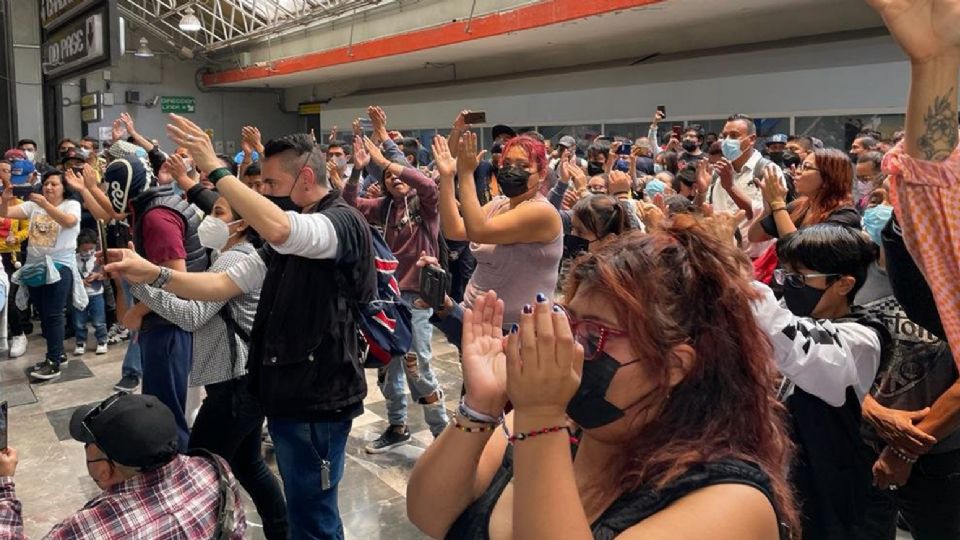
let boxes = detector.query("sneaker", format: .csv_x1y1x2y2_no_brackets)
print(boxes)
107,325,129,345
74,344,86,356
95,343,108,355
30,360,61,381
113,374,140,393
8,335,27,358
0,339,8,354
364,425,411,454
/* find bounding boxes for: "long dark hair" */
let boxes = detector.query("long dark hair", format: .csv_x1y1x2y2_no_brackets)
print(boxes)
571,195,631,240
790,148,854,226
564,217,798,530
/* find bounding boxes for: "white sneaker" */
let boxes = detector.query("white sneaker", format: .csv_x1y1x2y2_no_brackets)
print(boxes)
95,343,108,355
8,335,27,358
0,339,8,354
73,344,86,356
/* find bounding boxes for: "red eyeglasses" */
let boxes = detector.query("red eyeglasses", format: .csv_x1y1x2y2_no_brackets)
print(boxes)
556,304,626,361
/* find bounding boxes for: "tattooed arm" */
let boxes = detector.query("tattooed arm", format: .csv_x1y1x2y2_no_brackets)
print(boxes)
907,62,958,162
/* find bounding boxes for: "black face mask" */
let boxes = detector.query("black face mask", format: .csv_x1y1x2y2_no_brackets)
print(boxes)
265,194,302,212
587,162,605,176
563,234,591,259
767,151,785,166
681,140,699,153
782,284,827,318
566,350,642,429
497,166,532,198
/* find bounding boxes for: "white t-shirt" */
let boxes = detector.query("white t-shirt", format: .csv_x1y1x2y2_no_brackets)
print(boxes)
18,199,81,265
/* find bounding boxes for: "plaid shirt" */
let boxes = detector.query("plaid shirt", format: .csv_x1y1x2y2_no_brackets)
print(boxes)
0,455,246,539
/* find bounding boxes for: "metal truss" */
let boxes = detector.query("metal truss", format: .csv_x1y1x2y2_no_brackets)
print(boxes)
117,0,393,57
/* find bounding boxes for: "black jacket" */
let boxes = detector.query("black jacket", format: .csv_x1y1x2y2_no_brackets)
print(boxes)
247,193,376,421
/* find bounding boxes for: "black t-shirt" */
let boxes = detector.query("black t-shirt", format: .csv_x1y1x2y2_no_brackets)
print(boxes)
760,203,861,239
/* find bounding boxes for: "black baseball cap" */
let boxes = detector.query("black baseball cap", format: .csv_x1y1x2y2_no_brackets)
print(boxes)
69,393,179,469
491,124,516,140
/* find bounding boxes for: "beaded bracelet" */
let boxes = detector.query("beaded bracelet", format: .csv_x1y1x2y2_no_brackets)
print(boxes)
891,447,918,464
458,396,502,425
507,425,577,444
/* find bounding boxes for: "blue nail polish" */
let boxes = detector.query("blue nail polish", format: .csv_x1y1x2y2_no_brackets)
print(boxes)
552,304,562,313
522,304,533,314
510,324,519,334
536,292,547,303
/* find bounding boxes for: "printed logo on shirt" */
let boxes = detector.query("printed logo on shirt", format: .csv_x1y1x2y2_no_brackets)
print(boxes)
28,213,61,248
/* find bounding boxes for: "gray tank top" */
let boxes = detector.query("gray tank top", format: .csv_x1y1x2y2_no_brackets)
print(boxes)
463,195,563,325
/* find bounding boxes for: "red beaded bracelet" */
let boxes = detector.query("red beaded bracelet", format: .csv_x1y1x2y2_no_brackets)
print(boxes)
507,425,577,444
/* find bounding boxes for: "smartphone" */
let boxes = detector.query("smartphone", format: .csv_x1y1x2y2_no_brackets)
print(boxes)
419,265,450,310
671,125,683,138
617,142,633,155
657,105,667,118
358,118,373,132
0,401,8,451
462,111,487,125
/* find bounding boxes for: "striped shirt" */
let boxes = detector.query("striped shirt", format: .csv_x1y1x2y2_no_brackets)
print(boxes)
131,242,259,387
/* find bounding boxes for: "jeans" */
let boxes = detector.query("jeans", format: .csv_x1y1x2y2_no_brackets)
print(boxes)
190,376,288,540
73,294,107,345
857,448,960,540
380,293,448,436
269,418,352,540
28,271,73,365
120,279,142,378
140,324,192,450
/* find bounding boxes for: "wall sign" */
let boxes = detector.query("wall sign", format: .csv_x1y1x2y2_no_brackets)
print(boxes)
41,0,100,31
160,96,196,114
41,0,120,84
81,108,101,123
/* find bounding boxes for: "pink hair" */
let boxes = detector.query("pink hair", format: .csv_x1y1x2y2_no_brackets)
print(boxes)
502,135,547,173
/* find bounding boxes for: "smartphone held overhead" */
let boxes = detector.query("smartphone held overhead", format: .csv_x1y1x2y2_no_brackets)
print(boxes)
462,111,487,125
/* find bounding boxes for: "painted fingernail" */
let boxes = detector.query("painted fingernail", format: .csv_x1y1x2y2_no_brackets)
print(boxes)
522,304,533,314
552,304,563,313
536,292,547,303
510,324,519,334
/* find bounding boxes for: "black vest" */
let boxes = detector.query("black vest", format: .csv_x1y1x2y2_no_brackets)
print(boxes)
131,186,207,272
247,193,376,421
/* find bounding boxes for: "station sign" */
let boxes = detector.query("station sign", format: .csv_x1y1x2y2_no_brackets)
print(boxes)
41,0,100,31
160,96,196,114
41,0,121,83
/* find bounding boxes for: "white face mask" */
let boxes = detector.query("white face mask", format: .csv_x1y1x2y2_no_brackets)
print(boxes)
24,150,35,163
197,216,241,252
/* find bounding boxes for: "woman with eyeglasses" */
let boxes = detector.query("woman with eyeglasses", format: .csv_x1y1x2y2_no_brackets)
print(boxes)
408,218,798,540
747,148,861,244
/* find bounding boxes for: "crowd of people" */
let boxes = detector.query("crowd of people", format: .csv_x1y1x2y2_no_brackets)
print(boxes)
0,1,956,539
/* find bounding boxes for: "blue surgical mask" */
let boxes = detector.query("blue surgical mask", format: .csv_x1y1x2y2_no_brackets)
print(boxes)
862,205,893,246
653,164,664,174
721,137,744,162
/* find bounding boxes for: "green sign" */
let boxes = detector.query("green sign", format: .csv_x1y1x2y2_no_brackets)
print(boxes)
160,96,196,114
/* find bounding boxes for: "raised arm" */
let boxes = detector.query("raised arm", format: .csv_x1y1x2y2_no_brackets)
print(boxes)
0,189,27,221
64,167,112,221
434,135,468,241
105,245,248,302
30,195,77,228
455,131,560,245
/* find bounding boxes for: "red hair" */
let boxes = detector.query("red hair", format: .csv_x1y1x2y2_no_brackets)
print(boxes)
790,148,854,225
565,217,798,531
501,135,547,174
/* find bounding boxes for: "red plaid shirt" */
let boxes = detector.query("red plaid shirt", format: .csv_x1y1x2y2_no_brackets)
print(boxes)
0,455,246,539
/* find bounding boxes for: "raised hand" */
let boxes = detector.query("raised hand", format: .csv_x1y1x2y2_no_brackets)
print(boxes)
461,290,509,417
561,188,580,211
104,243,160,284
166,114,220,173
653,108,665,125
702,209,747,247
456,131,485,178
241,126,263,154
432,135,457,179
120,112,137,136
504,296,583,420
326,161,343,191
366,182,382,199
453,110,471,132
368,106,390,143
695,159,712,192
713,158,736,190
111,119,126,143
63,168,86,193
352,136,370,170
28,192,50,209
757,164,787,206
327,126,338,143
361,135,389,169
866,0,960,63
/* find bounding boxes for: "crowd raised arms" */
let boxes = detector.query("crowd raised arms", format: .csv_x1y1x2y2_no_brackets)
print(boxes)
0,1,958,539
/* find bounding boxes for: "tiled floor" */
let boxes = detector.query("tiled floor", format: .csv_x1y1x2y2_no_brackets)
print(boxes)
0,330,462,539
0,330,916,540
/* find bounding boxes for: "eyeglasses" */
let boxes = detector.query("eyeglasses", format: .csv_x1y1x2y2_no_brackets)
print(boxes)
798,162,819,172
773,268,839,289
81,393,123,444
556,304,626,361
